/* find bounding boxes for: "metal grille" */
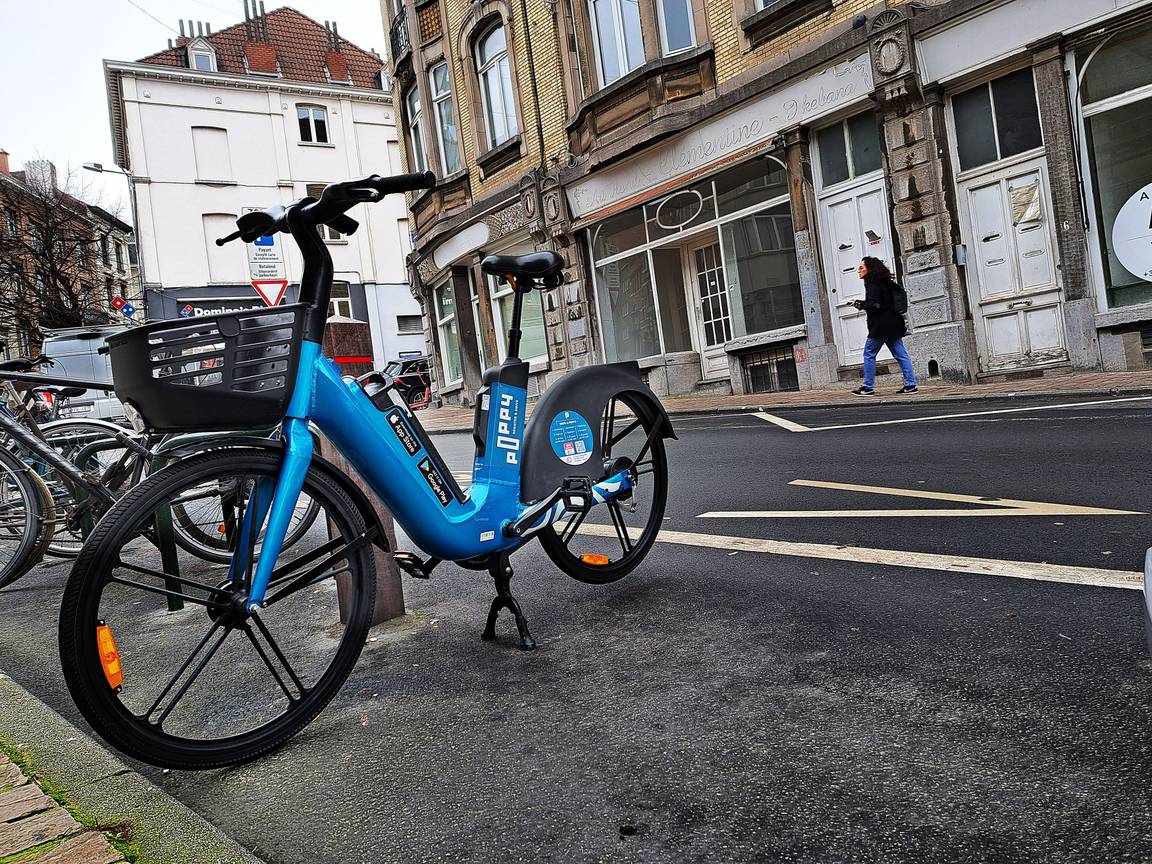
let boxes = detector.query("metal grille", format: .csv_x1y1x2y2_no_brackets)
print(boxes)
740,344,799,394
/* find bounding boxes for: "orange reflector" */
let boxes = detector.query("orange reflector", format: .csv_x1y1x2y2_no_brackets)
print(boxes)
96,624,123,691
580,553,610,566
217,523,227,534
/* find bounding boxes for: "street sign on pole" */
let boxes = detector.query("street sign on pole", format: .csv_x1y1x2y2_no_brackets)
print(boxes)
243,206,286,281
252,280,288,307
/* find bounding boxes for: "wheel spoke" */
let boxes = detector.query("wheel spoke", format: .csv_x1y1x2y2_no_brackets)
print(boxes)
607,501,633,554
608,418,642,451
250,612,306,693
113,558,231,598
265,537,347,589
147,621,232,726
265,533,370,606
107,575,217,608
244,624,303,703
559,507,588,545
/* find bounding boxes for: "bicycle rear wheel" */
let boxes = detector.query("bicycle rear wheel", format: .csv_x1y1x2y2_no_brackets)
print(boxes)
0,446,52,590
537,393,668,584
58,449,376,769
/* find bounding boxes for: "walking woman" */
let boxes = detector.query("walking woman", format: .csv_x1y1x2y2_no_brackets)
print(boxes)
851,256,917,396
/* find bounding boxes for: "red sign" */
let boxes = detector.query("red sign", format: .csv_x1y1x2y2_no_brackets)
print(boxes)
794,347,808,363
110,296,126,310
251,280,288,307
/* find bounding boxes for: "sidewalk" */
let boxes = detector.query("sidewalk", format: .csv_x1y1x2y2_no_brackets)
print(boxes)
416,368,1152,433
0,672,265,864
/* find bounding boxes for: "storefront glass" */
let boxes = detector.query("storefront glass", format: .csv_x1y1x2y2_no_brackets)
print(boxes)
1078,22,1152,308
588,157,801,364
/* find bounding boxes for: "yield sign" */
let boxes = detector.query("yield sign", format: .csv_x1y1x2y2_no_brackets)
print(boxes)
252,279,288,307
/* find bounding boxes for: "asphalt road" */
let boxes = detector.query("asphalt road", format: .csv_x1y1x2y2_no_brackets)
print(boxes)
2,395,1152,863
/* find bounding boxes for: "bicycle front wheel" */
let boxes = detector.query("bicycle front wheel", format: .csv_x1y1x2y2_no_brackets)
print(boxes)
0,446,52,590
58,449,377,769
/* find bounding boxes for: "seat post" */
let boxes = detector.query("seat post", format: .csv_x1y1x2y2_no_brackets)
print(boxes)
505,277,527,361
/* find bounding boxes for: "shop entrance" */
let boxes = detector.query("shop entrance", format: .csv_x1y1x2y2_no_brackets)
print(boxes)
686,237,732,380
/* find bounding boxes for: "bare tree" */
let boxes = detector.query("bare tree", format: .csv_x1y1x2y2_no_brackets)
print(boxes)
0,163,128,353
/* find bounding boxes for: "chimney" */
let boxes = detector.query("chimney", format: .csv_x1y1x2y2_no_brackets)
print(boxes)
178,19,185,36
24,160,57,192
0,150,9,175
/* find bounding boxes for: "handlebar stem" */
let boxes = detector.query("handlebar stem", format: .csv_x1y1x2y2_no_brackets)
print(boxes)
286,203,334,342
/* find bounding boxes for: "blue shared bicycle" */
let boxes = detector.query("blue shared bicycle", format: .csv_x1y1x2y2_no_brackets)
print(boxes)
58,172,675,769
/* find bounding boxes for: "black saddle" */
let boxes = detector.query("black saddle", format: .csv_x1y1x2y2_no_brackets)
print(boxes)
44,386,87,398
480,251,564,284
0,358,34,373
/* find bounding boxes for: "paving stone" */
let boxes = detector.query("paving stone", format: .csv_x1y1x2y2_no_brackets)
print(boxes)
0,754,27,790
0,807,80,857
30,831,125,864
0,782,54,822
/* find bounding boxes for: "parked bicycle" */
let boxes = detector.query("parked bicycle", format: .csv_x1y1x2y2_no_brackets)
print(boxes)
58,171,675,770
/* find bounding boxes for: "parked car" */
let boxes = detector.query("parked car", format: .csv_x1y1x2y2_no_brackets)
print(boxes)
39,324,129,421
382,356,431,409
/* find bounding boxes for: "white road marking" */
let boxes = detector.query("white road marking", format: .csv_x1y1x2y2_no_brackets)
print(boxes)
802,396,1152,432
698,479,1143,519
576,524,1141,590
751,412,811,432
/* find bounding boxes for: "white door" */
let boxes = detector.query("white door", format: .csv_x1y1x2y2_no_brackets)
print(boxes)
960,158,1066,371
818,178,896,366
687,239,732,380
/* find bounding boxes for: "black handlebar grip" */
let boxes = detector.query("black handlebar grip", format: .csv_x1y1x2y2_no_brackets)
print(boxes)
375,171,437,195
326,214,360,236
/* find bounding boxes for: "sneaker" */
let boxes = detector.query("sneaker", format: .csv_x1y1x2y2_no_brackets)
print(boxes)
896,385,919,394
851,386,875,397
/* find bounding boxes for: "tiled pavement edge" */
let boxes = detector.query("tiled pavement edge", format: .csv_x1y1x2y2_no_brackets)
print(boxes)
417,369,1152,433
0,671,266,864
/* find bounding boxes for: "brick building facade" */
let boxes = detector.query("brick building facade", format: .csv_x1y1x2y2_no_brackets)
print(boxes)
384,0,1152,403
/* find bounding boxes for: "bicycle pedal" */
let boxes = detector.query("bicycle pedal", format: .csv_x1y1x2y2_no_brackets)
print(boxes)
393,551,431,579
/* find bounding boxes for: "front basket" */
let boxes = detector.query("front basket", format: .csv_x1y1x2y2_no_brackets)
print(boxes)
106,305,307,432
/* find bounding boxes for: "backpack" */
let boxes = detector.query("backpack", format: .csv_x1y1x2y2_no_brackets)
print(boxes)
888,279,908,315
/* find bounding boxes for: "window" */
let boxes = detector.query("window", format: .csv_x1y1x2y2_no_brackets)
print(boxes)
297,105,329,144
658,0,694,55
475,22,519,148
816,112,882,188
589,0,644,85
191,50,215,72
29,225,44,253
487,271,547,362
397,314,423,334
114,242,125,272
99,235,109,265
953,68,1043,172
435,283,463,383
306,184,343,241
3,209,15,237
192,126,232,181
429,62,462,175
405,86,428,173
329,282,353,318
34,272,48,297
105,278,115,308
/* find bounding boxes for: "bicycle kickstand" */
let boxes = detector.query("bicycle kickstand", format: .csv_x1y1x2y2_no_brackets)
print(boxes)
481,552,536,651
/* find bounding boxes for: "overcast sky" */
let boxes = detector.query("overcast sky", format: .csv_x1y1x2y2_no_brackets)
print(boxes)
0,0,387,219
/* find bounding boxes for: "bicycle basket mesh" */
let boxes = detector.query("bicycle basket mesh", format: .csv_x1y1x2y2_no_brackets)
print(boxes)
106,305,307,432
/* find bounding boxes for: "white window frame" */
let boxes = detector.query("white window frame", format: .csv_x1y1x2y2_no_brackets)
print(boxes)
406,86,429,173
657,0,695,57
329,281,353,319
812,112,884,193
296,104,330,144
429,62,462,176
190,47,216,72
435,283,463,385
947,68,1045,181
487,273,548,364
588,0,645,86
475,22,519,148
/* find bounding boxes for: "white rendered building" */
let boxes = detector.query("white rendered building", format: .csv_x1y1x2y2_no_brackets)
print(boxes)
104,6,424,366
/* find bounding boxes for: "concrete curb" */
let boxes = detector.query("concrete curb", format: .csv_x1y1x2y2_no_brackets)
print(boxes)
0,671,266,864
423,386,1152,433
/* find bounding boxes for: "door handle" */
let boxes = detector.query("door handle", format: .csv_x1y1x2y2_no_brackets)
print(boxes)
1007,300,1033,309
982,233,1001,243
839,243,853,251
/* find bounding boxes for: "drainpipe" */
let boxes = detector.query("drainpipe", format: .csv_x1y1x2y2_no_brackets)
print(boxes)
517,0,547,170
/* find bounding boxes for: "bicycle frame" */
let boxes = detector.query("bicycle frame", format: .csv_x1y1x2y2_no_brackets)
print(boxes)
241,339,634,609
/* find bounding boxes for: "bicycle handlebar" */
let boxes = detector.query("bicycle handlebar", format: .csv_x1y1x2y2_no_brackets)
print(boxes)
215,172,437,246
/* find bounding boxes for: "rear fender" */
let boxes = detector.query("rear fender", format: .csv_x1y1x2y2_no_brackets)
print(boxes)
519,361,675,505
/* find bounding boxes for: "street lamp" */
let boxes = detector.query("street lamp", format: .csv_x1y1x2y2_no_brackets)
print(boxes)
83,162,145,318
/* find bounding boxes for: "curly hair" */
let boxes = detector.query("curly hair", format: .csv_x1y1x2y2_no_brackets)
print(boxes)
861,256,893,281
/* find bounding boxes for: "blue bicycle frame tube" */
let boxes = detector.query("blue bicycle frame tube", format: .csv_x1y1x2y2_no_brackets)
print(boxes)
243,341,634,607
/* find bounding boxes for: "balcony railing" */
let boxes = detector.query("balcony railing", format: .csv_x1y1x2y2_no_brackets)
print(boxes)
390,6,412,65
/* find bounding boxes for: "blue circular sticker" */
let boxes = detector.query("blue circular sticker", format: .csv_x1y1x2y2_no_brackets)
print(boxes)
549,411,594,466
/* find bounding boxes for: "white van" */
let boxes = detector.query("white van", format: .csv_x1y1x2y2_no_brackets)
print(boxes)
40,324,128,421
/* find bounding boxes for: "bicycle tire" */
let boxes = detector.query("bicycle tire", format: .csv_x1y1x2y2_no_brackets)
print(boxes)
169,488,321,564
0,446,54,590
58,449,376,769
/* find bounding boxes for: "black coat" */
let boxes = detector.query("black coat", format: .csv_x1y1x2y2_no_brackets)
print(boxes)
858,276,906,341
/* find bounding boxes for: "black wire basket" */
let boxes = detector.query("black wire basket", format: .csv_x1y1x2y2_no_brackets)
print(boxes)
106,305,307,432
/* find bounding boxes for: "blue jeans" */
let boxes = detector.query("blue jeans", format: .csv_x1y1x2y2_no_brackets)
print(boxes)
863,337,916,389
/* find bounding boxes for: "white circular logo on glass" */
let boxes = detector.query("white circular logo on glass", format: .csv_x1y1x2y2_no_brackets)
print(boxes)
1113,182,1152,284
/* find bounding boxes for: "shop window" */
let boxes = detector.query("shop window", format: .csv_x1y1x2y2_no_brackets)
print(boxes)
435,282,463,384
658,0,695,55
475,22,519,148
1079,21,1152,309
644,180,716,242
589,0,645,86
591,208,647,260
594,253,660,362
953,68,1043,173
651,248,693,353
716,158,789,216
297,105,329,144
405,86,428,173
740,344,799,394
429,62,462,176
816,112,881,188
720,202,803,336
